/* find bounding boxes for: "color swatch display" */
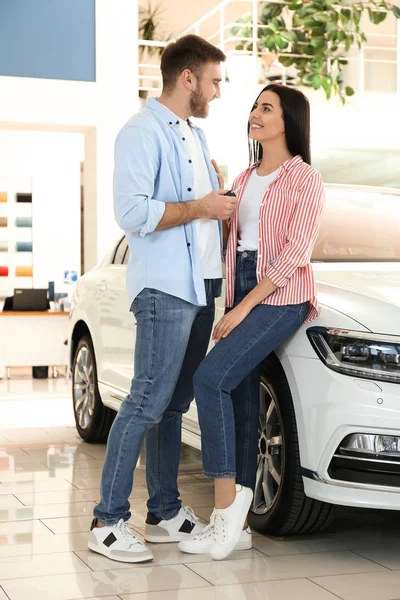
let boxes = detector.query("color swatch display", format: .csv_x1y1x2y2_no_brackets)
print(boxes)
16,193,32,203
15,266,33,277
16,216,33,228
0,189,33,296
16,241,32,252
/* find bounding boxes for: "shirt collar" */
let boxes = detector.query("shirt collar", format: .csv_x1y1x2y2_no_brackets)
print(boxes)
147,97,194,129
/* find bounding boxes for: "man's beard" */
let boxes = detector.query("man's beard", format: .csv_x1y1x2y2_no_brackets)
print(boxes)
189,87,209,118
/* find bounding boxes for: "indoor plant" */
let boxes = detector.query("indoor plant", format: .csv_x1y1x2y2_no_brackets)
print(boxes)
231,0,400,103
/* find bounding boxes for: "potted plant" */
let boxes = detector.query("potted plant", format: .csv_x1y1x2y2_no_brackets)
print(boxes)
138,1,170,99
230,0,400,103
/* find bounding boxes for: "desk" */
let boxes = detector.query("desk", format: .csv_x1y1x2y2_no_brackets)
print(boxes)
0,311,69,378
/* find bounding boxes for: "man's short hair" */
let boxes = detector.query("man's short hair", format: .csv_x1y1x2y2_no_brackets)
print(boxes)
161,34,226,92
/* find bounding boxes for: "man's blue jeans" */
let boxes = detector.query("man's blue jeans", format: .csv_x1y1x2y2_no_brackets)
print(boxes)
194,251,308,490
94,280,219,525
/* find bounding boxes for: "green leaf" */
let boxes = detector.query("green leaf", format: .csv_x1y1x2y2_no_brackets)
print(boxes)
345,86,355,96
280,30,298,42
312,76,322,90
275,35,289,50
288,0,303,8
368,8,387,24
320,77,332,99
303,74,315,84
353,8,362,25
311,37,326,48
392,5,400,18
313,12,331,22
345,33,354,52
341,7,352,20
303,16,317,27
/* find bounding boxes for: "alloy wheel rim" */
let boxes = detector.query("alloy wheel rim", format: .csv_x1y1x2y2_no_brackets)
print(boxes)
252,379,284,515
73,345,95,430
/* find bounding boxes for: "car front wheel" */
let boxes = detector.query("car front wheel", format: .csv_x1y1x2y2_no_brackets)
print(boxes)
248,355,336,536
72,335,115,443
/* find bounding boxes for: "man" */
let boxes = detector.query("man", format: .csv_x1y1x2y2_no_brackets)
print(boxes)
88,35,236,563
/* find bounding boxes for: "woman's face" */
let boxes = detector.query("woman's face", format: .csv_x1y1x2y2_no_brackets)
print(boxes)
249,90,285,144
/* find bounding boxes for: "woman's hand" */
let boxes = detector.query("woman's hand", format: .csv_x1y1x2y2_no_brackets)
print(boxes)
211,159,224,190
213,303,251,342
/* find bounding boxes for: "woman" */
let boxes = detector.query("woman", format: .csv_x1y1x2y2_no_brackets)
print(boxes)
179,84,325,560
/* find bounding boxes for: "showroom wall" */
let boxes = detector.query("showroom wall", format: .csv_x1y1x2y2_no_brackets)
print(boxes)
0,0,139,280
0,0,96,81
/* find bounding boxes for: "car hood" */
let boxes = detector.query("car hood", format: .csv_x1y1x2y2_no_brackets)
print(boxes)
314,265,400,335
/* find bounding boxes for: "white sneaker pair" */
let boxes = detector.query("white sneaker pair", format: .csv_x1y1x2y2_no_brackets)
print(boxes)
88,505,203,563
179,484,254,560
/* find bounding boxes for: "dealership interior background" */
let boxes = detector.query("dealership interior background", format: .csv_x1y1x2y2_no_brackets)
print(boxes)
0,0,400,598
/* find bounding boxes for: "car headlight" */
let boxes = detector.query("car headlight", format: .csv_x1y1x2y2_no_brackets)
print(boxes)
307,327,400,384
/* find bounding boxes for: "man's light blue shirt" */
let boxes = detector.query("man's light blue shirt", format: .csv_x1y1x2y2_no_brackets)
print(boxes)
113,97,222,307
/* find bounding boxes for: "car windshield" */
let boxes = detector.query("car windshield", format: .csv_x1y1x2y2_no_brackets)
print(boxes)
312,187,400,262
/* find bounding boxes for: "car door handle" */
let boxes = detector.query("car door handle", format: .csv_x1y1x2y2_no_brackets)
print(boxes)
96,280,107,291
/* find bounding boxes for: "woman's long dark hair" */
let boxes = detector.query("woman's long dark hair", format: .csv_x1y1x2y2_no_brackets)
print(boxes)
248,84,311,166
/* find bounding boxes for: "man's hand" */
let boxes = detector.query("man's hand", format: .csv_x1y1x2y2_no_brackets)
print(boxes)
201,189,237,221
213,303,251,342
211,159,224,189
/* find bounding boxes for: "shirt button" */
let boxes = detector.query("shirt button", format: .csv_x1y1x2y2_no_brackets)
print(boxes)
182,137,186,141
188,159,192,163
176,120,179,125
169,121,172,125
187,242,191,247
188,188,192,192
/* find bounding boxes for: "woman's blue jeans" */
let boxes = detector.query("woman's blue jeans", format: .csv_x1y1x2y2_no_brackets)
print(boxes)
194,251,309,489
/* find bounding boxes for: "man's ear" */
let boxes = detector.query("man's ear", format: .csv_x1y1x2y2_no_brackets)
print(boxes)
181,69,194,92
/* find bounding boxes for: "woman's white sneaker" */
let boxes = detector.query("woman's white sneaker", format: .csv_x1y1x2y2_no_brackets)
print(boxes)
144,505,204,543
210,484,253,561
88,518,153,563
178,516,252,555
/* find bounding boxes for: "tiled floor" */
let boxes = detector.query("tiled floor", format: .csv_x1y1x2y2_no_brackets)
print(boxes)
1,377,400,599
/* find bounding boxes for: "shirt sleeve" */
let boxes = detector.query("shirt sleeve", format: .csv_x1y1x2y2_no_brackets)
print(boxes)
113,125,166,237
265,171,325,288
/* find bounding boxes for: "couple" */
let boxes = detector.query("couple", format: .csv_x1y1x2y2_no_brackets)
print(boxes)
88,34,324,563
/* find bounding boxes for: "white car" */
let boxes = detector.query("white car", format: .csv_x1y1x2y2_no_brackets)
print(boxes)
68,184,400,536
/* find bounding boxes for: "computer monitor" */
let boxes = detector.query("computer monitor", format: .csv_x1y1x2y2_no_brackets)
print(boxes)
12,289,49,311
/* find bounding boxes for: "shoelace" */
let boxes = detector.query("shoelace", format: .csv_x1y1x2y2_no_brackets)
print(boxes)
182,505,199,523
213,511,227,543
192,511,216,541
115,519,141,547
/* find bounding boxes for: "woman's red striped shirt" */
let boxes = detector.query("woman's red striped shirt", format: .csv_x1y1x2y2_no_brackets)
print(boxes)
226,155,325,324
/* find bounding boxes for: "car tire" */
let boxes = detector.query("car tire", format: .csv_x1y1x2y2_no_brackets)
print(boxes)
72,334,115,443
248,354,336,536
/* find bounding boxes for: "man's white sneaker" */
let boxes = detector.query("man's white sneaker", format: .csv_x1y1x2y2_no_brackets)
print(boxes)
178,516,252,555
144,505,204,543
210,484,253,561
88,518,153,563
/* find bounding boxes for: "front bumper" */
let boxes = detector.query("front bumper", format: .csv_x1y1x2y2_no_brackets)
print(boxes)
282,355,400,509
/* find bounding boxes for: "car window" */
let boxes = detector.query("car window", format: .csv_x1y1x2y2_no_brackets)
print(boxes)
122,246,130,265
112,237,128,265
312,188,400,262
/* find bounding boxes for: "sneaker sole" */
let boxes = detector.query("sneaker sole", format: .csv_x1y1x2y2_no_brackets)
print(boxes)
210,488,254,561
88,541,153,563
144,533,194,543
179,536,252,555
